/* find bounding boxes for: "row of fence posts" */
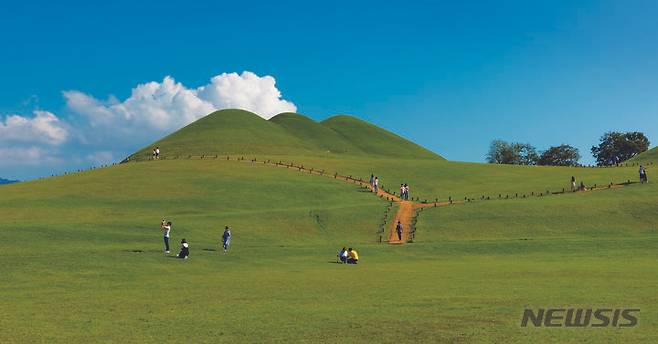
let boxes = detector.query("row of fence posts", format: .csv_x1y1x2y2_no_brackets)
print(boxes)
408,207,424,243
378,200,394,243
124,154,644,244
48,163,118,179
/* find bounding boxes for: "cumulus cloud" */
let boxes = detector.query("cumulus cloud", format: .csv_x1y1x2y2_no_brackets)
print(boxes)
0,147,61,166
0,111,68,145
3,71,296,178
64,71,296,136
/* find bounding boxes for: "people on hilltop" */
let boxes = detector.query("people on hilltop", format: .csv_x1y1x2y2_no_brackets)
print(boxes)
338,247,348,263
347,247,359,264
178,239,189,259
640,165,648,183
396,221,403,241
162,220,172,254
222,226,232,253
571,176,576,192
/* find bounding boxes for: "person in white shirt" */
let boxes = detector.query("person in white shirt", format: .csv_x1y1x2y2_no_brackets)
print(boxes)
155,147,160,160
162,221,172,254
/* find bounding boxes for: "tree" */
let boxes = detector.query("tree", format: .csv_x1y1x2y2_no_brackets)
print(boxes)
486,140,538,165
537,144,580,166
591,131,650,166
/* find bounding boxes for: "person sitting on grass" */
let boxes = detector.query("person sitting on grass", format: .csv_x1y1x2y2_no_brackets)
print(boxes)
579,181,587,191
338,247,348,263
178,239,189,259
347,247,359,264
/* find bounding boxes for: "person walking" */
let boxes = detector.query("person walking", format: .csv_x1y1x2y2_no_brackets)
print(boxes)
152,148,156,160
155,147,160,160
370,174,375,189
400,184,405,198
404,184,409,200
222,226,232,253
571,176,576,191
374,177,379,194
639,165,647,183
396,221,403,241
162,221,172,254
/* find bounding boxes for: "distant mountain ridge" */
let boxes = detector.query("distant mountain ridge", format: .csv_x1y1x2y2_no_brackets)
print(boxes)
0,178,18,185
129,109,443,161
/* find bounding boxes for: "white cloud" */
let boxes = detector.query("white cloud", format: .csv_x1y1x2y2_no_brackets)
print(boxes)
0,147,61,166
0,111,68,145
64,71,296,136
3,71,296,179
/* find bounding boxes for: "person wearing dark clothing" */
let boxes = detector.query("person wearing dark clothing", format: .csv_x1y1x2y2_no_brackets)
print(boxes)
396,221,403,241
178,239,189,259
338,247,348,263
222,226,232,253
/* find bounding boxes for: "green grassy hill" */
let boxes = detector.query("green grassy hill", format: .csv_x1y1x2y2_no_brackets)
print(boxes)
129,109,443,161
269,112,360,154
321,115,441,159
2,111,657,343
628,146,658,164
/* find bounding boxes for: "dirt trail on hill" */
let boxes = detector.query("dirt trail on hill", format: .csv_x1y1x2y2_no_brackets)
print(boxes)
387,201,414,244
130,156,639,245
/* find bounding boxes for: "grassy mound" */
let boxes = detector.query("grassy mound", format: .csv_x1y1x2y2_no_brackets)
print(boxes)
628,146,658,164
321,115,441,159
269,112,360,154
129,109,443,161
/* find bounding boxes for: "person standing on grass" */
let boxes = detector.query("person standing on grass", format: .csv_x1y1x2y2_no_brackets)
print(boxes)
152,148,157,160
374,176,379,194
370,174,375,189
404,184,409,200
571,176,576,191
162,221,172,254
396,221,403,241
155,147,160,160
639,165,647,183
400,184,405,198
222,226,232,253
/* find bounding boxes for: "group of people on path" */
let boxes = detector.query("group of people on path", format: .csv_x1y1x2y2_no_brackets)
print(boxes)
369,174,379,193
337,247,359,264
399,184,410,200
152,147,160,160
570,176,587,192
160,220,232,259
570,165,649,192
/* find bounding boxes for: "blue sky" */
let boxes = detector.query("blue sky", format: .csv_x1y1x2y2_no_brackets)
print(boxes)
1,0,657,180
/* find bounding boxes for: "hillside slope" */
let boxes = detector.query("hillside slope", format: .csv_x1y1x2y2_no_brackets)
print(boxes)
322,115,442,160
129,109,443,161
627,146,658,164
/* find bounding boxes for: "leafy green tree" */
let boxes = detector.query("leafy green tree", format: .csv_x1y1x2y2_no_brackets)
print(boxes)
486,140,538,165
538,144,580,166
591,131,650,166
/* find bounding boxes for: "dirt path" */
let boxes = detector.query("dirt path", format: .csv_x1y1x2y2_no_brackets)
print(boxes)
131,156,639,245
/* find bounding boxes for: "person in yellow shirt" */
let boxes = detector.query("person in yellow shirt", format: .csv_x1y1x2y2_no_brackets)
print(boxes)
347,247,359,264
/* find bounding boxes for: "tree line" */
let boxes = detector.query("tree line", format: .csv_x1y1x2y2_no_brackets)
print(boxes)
486,131,650,166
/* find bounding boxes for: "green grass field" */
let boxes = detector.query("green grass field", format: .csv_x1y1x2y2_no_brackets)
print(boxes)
1,110,656,343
